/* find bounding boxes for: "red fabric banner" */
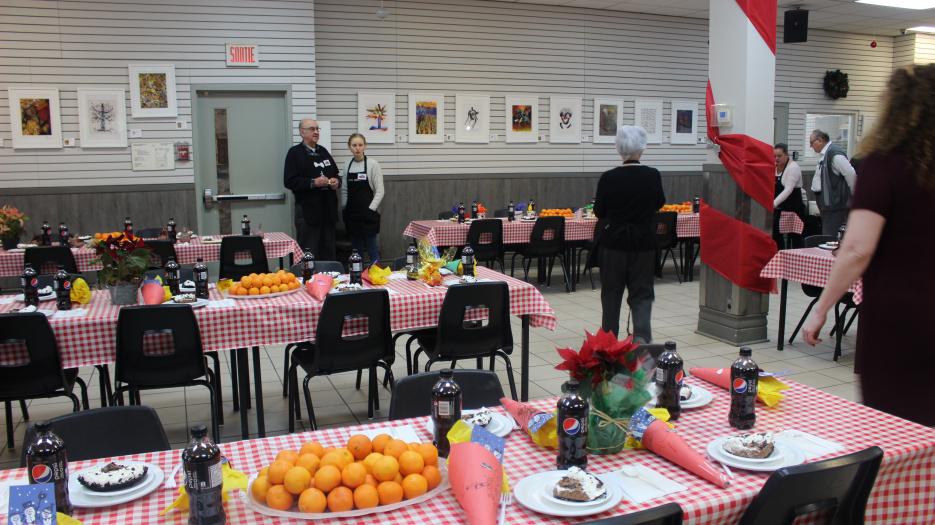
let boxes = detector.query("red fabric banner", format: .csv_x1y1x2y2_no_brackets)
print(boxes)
700,203,777,293
735,0,777,54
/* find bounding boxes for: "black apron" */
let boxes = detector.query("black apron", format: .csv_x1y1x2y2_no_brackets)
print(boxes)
774,166,806,219
343,157,381,236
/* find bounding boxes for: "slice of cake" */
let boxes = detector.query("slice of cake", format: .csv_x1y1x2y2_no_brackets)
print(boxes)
553,466,606,502
679,385,693,401
722,432,775,459
78,462,148,492
174,293,197,304
462,407,493,427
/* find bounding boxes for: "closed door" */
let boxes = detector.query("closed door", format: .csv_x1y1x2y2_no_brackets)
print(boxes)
193,90,293,236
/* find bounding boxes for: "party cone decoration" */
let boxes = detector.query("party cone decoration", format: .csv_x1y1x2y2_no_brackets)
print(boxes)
141,282,165,305
689,367,789,407
448,442,502,525
499,397,557,448
641,419,729,488
690,367,730,390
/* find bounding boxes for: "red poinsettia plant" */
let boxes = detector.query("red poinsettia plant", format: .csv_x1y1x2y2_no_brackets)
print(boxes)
556,329,644,386
91,232,151,286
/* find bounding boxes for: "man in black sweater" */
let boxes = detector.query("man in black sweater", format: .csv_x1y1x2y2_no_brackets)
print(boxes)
284,118,340,260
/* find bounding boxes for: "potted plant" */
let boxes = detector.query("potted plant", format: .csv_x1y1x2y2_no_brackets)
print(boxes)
0,205,28,250
91,232,151,305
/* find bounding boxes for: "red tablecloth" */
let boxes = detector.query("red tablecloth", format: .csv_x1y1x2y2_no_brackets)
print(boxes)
760,247,863,304
0,267,556,369
675,212,803,239
0,232,303,278
3,377,930,524
403,218,598,246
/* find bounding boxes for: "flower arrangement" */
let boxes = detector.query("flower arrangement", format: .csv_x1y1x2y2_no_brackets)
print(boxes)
0,205,28,246
555,329,653,454
91,232,152,287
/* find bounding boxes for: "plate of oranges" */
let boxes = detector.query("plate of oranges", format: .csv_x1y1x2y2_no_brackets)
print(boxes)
244,434,448,520
228,270,303,299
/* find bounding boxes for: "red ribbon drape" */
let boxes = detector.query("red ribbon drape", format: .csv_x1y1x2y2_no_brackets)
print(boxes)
734,0,777,54
700,203,777,293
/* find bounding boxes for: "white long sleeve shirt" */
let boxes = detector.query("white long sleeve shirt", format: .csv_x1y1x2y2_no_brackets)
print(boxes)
774,159,803,208
340,157,385,211
810,142,856,194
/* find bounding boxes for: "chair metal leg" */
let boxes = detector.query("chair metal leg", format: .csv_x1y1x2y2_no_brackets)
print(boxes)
67,393,80,412
842,308,859,336
522,257,531,281
424,357,438,372
95,364,113,408
230,354,240,412
476,357,483,369
74,377,90,410
205,353,223,426
291,365,301,420
669,248,683,284
497,351,519,400
287,364,298,433
559,254,571,293
489,355,496,371
19,400,28,421
302,375,318,431
281,344,295,398
412,347,426,373
368,367,376,419
355,369,363,390
510,253,521,277
5,401,13,449
788,298,819,344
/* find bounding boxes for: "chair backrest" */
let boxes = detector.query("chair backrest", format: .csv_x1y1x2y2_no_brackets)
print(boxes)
23,246,78,276
388,370,506,420
390,256,409,271
636,343,666,362
804,235,835,248
527,216,565,255
654,212,678,249
219,235,269,280
438,211,454,220
493,208,509,218
135,227,164,239
738,447,884,525
579,503,683,525
19,406,170,466
0,313,70,399
314,260,346,274
144,240,178,269
114,305,208,387
467,219,504,260
434,281,513,360
312,289,392,373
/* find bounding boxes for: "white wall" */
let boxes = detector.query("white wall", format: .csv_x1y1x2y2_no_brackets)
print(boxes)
0,0,316,189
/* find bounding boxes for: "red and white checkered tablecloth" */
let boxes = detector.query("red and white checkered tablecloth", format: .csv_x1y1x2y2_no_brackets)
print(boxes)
676,212,802,240
0,267,556,369
2,377,930,524
403,218,599,247
0,232,303,278
778,212,805,235
759,247,863,304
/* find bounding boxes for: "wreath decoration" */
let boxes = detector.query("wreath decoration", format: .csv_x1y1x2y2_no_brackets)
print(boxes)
823,70,849,100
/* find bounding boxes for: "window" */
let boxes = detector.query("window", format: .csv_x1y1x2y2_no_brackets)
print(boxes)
804,113,856,157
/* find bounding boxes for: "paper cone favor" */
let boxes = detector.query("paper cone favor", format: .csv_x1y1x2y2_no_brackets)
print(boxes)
448,442,503,525
499,397,557,448
689,367,789,407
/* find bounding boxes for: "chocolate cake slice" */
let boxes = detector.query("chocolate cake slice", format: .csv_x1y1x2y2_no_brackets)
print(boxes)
78,462,148,492
552,467,606,502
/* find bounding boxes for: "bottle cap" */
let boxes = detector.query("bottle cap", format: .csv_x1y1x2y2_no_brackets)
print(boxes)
565,379,579,389
439,368,453,378
35,421,51,433
739,347,752,357
664,341,677,351
190,424,208,439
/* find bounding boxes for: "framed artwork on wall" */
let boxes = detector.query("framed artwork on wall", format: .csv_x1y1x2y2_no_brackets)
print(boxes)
455,94,489,143
504,94,538,143
77,88,127,148
670,100,698,145
592,98,623,144
634,98,664,144
7,87,62,149
357,92,395,144
549,96,581,144
128,64,177,118
408,93,445,143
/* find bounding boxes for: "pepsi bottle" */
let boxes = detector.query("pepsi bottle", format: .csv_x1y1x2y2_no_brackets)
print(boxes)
729,347,758,430
58,222,69,246
557,379,588,470
655,341,684,420
405,241,419,280
457,202,466,224
167,217,177,244
53,265,71,311
124,216,133,236
692,195,701,213
301,249,315,283
182,425,225,525
348,249,363,285
241,214,251,236
431,369,462,458
165,257,181,296
26,421,72,515
471,200,479,219
193,258,209,299
22,264,39,308
507,200,516,221
461,244,475,277
40,221,52,246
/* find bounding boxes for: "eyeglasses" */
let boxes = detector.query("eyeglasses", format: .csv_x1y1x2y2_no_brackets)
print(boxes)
301,126,320,132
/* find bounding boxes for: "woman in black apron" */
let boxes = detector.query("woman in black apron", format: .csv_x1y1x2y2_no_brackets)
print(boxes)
773,143,806,249
342,133,385,264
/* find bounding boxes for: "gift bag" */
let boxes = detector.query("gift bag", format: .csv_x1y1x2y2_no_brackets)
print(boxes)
305,273,334,301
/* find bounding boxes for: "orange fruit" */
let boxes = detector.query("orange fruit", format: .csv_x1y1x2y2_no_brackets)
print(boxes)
249,287,260,295
353,484,380,509
300,441,325,458
362,452,383,474
371,434,392,453
408,442,421,451
364,474,378,487
393,472,403,484
298,487,327,513
327,486,354,512
347,435,373,460
260,285,271,294
265,484,294,511
267,460,293,485
241,277,253,289
251,475,271,502
296,453,320,475
277,450,300,465
341,462,367,489
262,276,274,287
372,455,399,482
422,465,442,490
402,473,428,499
418,443,439,466
383,439,408,459
398,450,425,477
259,466,269,478
271,275,282,286
314,464,342,493
249,272,259,279
289,281,300,290
377,481,404,505
337,449,355,468
284,466,312,495
319,451,344,470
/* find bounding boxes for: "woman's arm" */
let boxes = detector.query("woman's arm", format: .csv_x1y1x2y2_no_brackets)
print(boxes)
340,160,349,209
802,209,886,345
593,175,607,219
369,160,385,211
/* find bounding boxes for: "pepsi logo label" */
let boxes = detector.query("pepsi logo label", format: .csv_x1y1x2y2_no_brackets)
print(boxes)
31,464,54,483
675,370,684,384
30,278,38,287
733,378,748,394
63,280,71,289
562,417,581,435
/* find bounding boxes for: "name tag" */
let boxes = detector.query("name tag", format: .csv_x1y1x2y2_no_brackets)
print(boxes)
323,159,332,167
354,173,368,181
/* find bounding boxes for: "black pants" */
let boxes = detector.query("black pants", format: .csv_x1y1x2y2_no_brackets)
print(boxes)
598,247,655,343
820,209,849,237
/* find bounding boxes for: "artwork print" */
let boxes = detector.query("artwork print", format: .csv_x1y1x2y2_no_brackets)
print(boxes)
634,98,663,144
8,483,56,524
593,98,623,144
549,96,581,143
357,92,395,144
138,73,167,109
455,94,490,143
128,64,177,118
415,101,437,135
20,98,51,136
599,106,617,134
7,87,62,149
408,93,445,143
512,105,532,131
670,100,698,145
77,88,128,148
504,95,538,143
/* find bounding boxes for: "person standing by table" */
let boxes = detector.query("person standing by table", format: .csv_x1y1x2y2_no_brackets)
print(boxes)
341,133,385,264
283,118,340,260
592,125,666,343
773,143,806,248
808,129,857,236
803,64,935,427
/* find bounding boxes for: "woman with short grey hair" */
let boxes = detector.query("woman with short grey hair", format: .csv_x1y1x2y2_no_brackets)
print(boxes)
591,125,666,342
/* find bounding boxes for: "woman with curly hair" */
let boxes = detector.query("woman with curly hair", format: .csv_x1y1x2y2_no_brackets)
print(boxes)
803,64,935,426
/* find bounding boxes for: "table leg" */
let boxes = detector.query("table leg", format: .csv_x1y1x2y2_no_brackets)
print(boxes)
521,315,530,402
687,239,696,282
236,348,250,439
252,346,266,438
777,279,788,351
278,256,285,270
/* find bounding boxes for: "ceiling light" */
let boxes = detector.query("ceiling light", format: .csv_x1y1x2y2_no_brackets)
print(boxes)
856,0,935,9
907,25,935,32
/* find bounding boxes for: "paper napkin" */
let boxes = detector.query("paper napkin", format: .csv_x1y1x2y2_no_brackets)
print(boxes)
207,299,236,308
775,430,844,460
53,309,87,319
610,464,688,504
388,272,408,280
0,296,16,305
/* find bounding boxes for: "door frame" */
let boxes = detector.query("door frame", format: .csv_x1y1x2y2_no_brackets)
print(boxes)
190,84,293,235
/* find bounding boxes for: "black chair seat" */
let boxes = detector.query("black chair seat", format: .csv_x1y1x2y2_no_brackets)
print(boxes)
388,370,505,420
466,219,505,271
219,235,269,280
654,211,682,283
579,502,683,524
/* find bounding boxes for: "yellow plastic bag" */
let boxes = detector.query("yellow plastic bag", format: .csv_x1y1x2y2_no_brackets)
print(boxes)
57,514,82,525
366,264,392,285
757,376,790,407
161,461,248,515
69,277,91,305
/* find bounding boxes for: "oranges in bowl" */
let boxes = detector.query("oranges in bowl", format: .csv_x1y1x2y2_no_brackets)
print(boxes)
251,435,444,516
229,270,301,297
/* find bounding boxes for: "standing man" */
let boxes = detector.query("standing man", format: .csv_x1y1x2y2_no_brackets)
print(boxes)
284,118,340,260
808,129,856,236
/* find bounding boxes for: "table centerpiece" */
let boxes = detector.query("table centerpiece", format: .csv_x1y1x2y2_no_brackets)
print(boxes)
91,232,151,305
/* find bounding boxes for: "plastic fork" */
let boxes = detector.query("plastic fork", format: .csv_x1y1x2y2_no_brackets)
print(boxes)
498,491,512,525
163,462,182,489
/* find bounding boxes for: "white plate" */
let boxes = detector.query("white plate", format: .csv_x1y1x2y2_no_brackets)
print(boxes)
14,293,56,302
12,307,54,316
680,385,714,410
425,409,514,438
73,462,155,497
229,286,303,300
170,297,209,308
706,437,805,472
818,242,839,251
514,470,623,518
68,462,163,507
539,472,612,507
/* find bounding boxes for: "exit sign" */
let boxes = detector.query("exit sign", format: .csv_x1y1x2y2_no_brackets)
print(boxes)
226,44,259,67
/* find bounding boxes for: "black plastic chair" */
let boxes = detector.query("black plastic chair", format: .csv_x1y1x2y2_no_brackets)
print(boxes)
0,313,89,449
493,208,510,218
135,227,164,239
287,289,394,431
467,219,505,271
510,216,570,292
19,406,169,466
575,220,600,290
655,212,683,283
24,246,78,279
113,305,220,442
144,240,178,270
580,503,683,524
390,256,409,271
219,235,269,280
739,447,884,525
438,211,455,220
388,370,505,420
411,281,517,399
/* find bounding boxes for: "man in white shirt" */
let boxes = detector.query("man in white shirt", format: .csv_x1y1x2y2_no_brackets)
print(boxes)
808,129,857,236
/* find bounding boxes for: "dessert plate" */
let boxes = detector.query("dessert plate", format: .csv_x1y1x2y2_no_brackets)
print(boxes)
425,408,514,438
515,470,623,517
680,385,714,409
13,292,56,302
706,437,805,472
170,297,209,308
68,462,163,507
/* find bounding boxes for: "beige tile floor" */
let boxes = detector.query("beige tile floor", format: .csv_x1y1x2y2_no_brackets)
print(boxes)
0,263,860,469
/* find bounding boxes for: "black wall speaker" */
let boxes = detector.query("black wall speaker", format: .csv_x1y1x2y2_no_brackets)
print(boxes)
784,9,809,43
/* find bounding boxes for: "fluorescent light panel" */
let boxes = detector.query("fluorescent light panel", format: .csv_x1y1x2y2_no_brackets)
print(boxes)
907,25,935,32
856,0,935,9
